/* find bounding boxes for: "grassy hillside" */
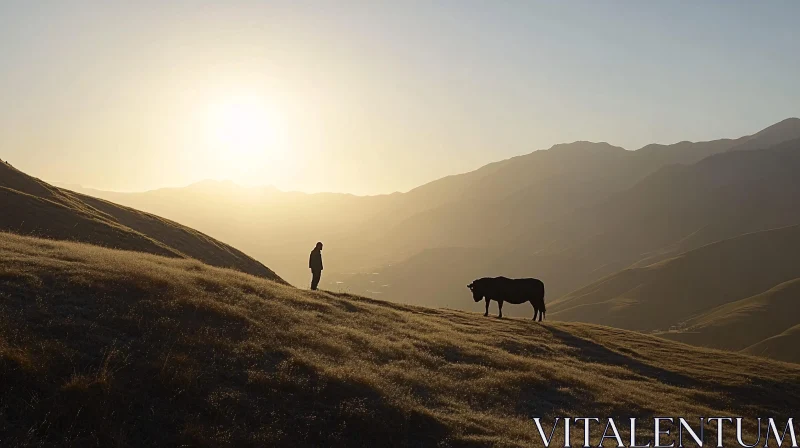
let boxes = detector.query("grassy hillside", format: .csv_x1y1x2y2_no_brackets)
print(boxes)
1,232,798,447
0,161,282,282
660,278,800,352
547,225,800,363
549,225,800,331
743,324,800,364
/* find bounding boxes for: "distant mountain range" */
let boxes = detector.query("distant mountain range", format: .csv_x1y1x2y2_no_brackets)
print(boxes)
33,117,800,362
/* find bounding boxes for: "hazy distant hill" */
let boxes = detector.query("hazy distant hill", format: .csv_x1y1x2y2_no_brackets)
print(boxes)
636,117,800,162
659,277,800,354
549,225,800,332
742,324,800,363
1,232,796,446
0,161,283,282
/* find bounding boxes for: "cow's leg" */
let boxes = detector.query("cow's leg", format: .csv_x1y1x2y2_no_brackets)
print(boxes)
497,300,504,318
532,307,538,321
539,310,545,322
484,297,490,317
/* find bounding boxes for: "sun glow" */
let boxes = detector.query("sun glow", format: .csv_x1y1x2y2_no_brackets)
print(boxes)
206,95,289,170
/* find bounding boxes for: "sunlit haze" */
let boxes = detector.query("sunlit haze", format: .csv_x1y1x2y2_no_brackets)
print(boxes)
2,1,799,194
205,93,289,182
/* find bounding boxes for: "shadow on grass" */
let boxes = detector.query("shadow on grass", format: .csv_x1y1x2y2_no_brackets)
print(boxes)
713,375,800,416
513,382,657,421
545,327,702,388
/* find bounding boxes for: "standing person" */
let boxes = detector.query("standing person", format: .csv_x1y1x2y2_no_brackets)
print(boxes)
309,242,323,290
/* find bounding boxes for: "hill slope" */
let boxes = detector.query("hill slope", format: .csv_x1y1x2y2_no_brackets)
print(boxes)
743,324,800,364
547,225,800,362
549,225,800,330
0,161,282,282
660,278,800,352
1,232,798,447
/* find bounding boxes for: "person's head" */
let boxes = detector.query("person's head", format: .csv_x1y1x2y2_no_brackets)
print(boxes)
315,242,323,250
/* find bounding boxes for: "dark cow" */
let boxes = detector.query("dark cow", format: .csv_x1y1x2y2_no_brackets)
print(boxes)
467,277,546,321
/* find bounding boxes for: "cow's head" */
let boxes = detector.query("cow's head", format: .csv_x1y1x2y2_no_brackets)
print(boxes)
467,281,483,302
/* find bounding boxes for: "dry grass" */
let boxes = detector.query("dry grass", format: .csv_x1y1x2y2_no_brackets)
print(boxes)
1,232,798,447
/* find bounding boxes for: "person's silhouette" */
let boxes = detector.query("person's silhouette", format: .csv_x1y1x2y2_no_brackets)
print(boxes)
309,242,323,290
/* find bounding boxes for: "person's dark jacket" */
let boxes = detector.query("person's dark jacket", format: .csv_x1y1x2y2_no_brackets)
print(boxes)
309,249,323,271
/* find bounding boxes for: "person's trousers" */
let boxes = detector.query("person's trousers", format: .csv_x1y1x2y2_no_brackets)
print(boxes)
311,269,322,290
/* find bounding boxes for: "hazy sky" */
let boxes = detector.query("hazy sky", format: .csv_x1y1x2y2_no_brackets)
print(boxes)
2,1,799,195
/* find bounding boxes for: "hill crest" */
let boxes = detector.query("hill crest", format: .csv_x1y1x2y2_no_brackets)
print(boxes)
0,162,283,282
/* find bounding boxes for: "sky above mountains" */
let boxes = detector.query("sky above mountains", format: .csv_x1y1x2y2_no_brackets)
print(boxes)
2,1,799,194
